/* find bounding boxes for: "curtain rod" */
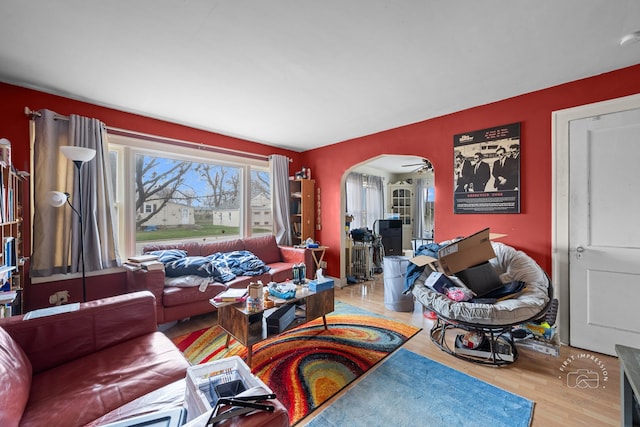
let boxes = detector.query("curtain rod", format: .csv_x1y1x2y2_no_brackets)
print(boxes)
24,106,285,162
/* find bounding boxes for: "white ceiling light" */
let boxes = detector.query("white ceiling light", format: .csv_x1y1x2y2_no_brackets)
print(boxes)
620,30,640,47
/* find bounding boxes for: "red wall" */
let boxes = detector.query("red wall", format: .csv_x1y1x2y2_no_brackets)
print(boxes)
2,64,639,308
0,83,303,309
302,65,640,276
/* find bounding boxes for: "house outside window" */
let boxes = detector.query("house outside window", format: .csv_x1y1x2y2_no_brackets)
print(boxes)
108,134,272,257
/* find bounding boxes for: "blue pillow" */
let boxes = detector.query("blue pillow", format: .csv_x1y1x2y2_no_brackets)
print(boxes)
165,256,212,277
145,249,187,264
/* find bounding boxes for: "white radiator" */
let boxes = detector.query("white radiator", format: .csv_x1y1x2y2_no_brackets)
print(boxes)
350,244,374,280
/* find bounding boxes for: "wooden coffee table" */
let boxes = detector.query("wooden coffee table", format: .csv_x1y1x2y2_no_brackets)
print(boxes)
210,286,334,367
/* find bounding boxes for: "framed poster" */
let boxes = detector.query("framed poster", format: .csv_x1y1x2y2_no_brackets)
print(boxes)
453,122,520,213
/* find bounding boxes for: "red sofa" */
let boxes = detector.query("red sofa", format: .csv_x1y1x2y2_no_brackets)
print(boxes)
0,291,189,427
0,291,290,427
127,235,313,324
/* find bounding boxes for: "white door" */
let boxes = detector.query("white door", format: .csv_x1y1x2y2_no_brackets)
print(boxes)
569,108,640,356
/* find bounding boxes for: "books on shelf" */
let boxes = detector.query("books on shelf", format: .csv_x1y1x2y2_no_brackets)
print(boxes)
124,255,164,272
454,334,514,362
123,262,142,271
4,237,16,268
213,288,248,303
0,290,17,304
141,260,164,271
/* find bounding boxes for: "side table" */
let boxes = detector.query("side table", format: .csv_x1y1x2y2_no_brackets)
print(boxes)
309,246,328,271
615,344,640,426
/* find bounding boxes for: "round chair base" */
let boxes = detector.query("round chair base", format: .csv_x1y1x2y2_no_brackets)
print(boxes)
430,316,518,366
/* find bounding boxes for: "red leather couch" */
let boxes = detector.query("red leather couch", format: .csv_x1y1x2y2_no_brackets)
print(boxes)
0,291,290,427
0,291,189,427
127,235,313,324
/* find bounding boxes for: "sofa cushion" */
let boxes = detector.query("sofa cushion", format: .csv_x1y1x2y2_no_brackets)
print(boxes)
0,327,32,427
266,262,295,283
199,239,245,257
163,283,226,307
20,332,188,427
244,235,282,265
165,256,214,277
143,242,204,257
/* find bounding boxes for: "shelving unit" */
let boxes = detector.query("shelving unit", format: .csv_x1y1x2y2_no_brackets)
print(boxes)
0,162,26,317
289,178,315,246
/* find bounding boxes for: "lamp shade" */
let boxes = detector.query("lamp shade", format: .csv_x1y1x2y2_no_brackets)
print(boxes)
60,146,96,162
46,191,69,208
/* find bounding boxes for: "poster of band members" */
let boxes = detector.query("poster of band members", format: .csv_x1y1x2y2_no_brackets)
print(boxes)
453,122,520,213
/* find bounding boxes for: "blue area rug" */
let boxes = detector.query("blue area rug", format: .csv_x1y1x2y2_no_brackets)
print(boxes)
306,348,534,427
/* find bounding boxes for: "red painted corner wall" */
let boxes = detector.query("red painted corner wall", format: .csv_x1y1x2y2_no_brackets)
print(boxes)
0,83,303,309
301,65,640,277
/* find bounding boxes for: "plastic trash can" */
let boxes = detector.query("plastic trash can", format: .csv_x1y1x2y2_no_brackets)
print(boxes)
383,256,414,312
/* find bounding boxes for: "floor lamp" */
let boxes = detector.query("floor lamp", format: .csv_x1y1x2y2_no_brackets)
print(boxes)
46,146,96,302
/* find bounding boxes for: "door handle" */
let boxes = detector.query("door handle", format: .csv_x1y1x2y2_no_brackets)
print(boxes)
576,246,585,253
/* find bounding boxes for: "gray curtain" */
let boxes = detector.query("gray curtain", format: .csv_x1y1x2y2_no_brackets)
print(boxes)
270,154,291,245
345,172,365,229
31,110,120,277
413,178,427,238
365,175,384,229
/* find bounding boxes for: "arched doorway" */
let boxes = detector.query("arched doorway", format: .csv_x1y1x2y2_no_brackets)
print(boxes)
339,155,435,280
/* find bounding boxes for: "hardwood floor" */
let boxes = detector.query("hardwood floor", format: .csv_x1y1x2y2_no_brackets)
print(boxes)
164,275,621,426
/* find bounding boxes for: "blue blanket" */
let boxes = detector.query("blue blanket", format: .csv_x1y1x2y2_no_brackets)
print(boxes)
208,250,271,282
403,243,443,294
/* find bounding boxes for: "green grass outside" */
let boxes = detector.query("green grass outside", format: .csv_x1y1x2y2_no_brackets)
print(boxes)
136,223,271,242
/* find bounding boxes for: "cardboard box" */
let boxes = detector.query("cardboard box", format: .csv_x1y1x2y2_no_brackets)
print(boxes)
436,228,496,275
410,228,503,296
266,303,296,334
409,228,497,274
308,278,334,292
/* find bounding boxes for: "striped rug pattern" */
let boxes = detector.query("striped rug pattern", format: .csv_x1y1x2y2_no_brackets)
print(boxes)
172,301,421,425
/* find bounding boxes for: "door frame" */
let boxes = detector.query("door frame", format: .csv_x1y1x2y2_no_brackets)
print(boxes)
552,93,640,345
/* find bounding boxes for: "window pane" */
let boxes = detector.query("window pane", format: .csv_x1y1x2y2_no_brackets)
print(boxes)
134,153,242,252
250,168,272,236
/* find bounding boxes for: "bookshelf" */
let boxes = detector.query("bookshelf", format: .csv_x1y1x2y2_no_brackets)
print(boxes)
289,178,315,246
0,162,26,317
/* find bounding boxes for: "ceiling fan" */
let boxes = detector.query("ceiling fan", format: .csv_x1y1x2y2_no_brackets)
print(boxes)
402,159,433,174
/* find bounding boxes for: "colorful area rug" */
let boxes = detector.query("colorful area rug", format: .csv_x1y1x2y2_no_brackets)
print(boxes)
172,301,421,425
307,347,534,427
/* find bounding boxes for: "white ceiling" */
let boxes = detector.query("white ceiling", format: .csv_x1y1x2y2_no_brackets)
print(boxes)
1,1,639,156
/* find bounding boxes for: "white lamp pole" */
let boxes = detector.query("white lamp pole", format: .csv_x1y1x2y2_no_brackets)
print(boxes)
48,146,96,302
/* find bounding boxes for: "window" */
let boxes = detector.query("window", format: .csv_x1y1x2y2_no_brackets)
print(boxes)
108,134,272,257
